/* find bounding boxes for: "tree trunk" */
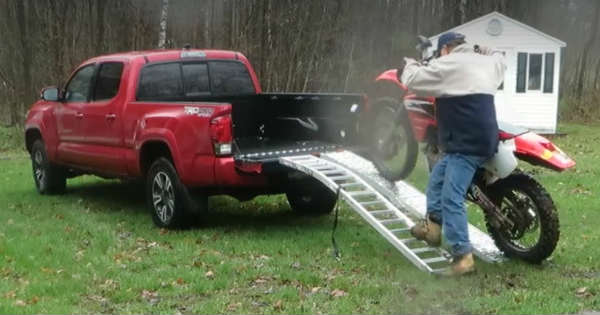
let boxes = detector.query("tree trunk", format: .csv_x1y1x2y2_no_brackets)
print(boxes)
16,0,32,123
576,1,600,100
95,0,106,54
157,0,169,49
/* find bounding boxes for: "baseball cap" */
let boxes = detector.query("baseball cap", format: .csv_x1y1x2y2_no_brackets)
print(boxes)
437,32,466,52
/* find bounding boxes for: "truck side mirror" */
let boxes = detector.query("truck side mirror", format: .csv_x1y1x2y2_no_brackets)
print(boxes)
40,86,60,102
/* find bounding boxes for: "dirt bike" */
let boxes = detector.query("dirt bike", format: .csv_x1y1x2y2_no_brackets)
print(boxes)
367,36,576,263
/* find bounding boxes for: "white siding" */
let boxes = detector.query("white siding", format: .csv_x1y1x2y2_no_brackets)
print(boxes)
429,13,564,133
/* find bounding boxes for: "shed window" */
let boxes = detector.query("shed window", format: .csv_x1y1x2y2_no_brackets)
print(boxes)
544,53,555,93
516,52,555,94
528,54,542,90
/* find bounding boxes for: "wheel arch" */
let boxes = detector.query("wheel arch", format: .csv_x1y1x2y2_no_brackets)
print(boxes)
139,140,175,177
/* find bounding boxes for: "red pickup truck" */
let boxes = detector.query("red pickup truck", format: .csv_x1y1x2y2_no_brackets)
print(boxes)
25,49,366,228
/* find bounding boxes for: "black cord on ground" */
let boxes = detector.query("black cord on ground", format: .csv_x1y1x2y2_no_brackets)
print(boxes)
331,186,342,261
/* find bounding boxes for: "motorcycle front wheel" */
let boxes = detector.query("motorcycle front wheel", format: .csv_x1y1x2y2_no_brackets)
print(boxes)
370,97,419,181
485,171,560,263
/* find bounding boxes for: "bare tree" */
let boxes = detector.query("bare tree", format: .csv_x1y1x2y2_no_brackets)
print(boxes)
157,0,169,49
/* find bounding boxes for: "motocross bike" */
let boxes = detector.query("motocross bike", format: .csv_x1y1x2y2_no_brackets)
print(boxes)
367,36,575,263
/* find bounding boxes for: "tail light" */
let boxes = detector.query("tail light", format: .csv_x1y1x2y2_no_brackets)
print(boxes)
210,114,233,156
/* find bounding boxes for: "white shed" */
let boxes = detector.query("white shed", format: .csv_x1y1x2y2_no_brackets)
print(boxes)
429,12,566,133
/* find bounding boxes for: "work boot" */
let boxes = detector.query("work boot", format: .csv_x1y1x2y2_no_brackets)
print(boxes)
442,253,475,276
410,217,441,247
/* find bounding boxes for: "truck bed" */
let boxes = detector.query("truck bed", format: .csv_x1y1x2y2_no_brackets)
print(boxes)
227,93,364,163
205,93,364,162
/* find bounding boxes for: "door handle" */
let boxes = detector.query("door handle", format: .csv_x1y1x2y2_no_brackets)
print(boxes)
105,113,117,121
76,112,84,119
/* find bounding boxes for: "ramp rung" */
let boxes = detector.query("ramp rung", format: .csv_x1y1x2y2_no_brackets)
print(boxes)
369,210,394,215
431,268,449,274
379,219,404,225
399,238,418,244
412,247,436,254
348,191,376,197
389,227,411,234
322,170,345,175
341,182,363,189
359,201,385,206
329,175,353,181
422,257,448,264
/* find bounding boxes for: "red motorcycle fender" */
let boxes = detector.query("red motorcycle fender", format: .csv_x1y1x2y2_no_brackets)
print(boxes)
375,69,408,91
514,132,575,171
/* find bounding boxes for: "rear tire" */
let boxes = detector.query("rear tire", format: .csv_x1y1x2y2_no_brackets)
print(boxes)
286,178,337,215
30,140,66,194
485,172,560,263
370,97,418,181
146,158,204,228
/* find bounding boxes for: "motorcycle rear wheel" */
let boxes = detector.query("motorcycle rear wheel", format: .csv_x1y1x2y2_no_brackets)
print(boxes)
485,171,559,263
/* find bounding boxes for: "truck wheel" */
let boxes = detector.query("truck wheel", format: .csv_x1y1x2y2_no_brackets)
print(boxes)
146,157,198,229
286,178,337,215
30,140,66,194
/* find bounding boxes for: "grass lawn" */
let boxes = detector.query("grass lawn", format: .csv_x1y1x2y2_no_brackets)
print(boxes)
0,123,599,314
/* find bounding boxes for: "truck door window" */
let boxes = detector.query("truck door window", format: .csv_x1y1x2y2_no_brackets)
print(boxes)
209,61,255,96
138,63,183,100
93,62,124,101
182,63,210,97
65,65,96,102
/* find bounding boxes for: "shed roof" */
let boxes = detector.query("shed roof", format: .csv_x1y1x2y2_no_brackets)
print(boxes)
430,11,566,47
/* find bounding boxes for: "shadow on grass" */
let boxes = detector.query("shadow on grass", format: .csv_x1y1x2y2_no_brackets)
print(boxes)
64,179,333,231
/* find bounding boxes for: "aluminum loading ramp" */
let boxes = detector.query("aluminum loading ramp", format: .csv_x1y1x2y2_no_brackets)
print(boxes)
279,152,504,274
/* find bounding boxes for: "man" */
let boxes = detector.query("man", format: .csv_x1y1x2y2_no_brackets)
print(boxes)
400,32,505,276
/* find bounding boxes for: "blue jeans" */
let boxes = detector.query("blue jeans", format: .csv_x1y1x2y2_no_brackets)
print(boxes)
426,153,488,257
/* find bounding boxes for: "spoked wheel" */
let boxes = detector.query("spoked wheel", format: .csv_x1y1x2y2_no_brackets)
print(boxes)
146,157,205,228
30,139,66,194
486,172,559,263
370,97,418,181
151,171,176,224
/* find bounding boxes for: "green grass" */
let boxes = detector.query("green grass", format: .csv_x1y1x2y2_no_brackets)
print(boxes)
0,124,599,314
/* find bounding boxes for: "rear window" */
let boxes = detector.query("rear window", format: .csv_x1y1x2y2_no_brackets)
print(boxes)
209,61,255,96
137,60,255,101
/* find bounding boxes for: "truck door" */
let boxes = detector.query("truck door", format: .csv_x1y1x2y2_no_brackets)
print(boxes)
80,61,127,175
55,64,96,165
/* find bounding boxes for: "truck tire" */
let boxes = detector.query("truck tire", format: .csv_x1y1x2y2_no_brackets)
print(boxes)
30,140,66,194
146,157,200,228
286,178,337,215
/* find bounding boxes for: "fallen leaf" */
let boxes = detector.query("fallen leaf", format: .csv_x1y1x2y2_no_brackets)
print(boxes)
227,302,241,311
176,278,185,285
291,262,301,269
29,296,39,304
273,299,283,310
311,287,321,294
331,289,347,297
159,228,169,235
205,270,214,278
575,287,593,298
15,300,26,306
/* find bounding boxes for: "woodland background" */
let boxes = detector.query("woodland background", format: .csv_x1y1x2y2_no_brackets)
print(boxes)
1,0,600,126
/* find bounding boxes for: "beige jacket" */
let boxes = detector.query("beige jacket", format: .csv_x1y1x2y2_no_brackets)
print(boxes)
400,43,506,97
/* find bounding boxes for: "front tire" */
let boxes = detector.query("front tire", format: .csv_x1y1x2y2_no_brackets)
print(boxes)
370,97,418,181
30,140,66,194
146,158,203,228
286,178,337,215
485,172,560,263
